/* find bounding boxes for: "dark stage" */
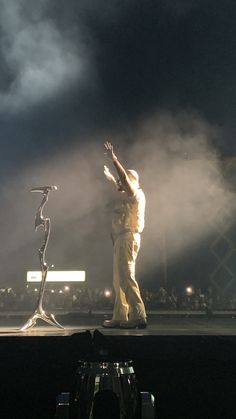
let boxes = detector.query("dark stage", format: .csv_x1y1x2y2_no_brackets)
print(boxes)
0,313,236,419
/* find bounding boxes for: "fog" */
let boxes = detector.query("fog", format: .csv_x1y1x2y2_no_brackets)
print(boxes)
126,112,236,279
0,0,91,112
0,1,235,290
1,111,235,289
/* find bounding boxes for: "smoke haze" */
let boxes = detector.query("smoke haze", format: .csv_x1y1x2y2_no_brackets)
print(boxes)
1,111,235,289
0,1,235,289
0,0,92,112
127,113,235,278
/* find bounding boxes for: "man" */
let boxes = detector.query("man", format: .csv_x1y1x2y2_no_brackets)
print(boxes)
103,141,147,329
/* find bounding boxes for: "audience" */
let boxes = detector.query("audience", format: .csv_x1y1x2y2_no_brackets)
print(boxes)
0,284,234,312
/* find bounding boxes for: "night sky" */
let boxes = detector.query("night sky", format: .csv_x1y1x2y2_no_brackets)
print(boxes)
0,0,236,290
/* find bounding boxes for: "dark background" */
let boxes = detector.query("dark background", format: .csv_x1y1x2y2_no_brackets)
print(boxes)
0,0,236,294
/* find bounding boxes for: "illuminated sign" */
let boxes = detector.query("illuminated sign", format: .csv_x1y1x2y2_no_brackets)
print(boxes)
27,271,85,283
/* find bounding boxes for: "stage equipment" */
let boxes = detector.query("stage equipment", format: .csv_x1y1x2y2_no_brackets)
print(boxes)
20,185,64,331
58,360,155,419
56,392,155,419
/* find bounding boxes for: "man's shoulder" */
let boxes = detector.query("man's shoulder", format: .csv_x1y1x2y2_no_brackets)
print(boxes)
137,188,145,197
134,188,145,202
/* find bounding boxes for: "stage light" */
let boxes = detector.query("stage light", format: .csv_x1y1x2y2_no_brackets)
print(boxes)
104,289,111,298
51,289,55,293
59,290,63,294
186,286,194,295
64,286,70,291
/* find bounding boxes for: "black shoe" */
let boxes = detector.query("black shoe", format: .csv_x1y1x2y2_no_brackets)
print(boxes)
119,319,147,329
102,320,122,328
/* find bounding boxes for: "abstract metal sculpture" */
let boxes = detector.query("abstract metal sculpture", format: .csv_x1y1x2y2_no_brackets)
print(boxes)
20,186,64,331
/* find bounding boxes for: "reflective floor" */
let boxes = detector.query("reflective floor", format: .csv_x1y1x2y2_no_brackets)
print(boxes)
0,312,236,336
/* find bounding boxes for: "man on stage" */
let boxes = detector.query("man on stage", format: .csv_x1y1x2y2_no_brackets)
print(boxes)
103,141,147,329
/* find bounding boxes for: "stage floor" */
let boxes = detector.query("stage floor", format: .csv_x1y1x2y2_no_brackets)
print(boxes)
0,312,236,336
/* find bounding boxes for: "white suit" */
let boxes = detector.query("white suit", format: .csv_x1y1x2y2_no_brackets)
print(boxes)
111,188,146,321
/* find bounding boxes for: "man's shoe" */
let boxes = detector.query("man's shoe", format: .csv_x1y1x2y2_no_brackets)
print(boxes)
102,319,122,328
119,319,147,329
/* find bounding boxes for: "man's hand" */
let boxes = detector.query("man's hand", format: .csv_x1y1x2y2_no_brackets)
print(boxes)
104,141,117,161
104,140,135,196
104,165,116,183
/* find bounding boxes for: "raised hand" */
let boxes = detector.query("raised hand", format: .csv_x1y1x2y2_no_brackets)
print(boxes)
104,165,115,182
104,141,117,160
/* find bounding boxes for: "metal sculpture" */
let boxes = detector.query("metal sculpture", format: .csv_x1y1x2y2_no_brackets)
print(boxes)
20,186,64,331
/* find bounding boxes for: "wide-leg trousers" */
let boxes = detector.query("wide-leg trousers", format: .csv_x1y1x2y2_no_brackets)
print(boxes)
112,231,146,321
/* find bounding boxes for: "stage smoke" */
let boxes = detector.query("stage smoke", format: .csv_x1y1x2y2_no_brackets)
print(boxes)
1,111,235,290
0,0,91,112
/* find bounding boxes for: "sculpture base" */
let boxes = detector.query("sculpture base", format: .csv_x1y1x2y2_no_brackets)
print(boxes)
20,309,64,331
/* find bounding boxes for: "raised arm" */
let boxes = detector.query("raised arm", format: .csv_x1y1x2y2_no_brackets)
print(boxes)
103,165,117,187
104,141,136,196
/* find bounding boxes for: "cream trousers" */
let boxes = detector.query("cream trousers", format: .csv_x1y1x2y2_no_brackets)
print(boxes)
112,232,146,321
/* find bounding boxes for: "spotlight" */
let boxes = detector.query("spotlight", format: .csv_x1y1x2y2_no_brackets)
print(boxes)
104,289,111,298
51,289,55,294
186,286,194,295
34,288,38,292
64,286,70,292
59,290,63,294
